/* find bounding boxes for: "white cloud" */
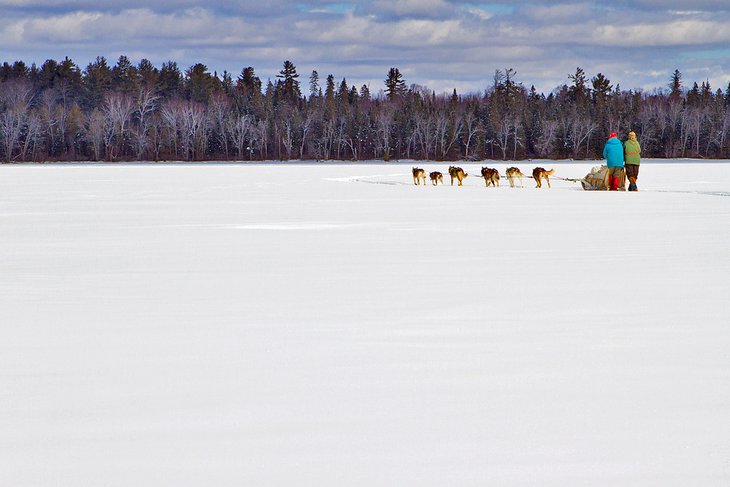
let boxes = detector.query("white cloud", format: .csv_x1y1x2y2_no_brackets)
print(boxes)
593,19,730,47
0,1,728,95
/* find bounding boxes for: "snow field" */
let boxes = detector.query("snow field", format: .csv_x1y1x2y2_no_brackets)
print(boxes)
1,161,729,486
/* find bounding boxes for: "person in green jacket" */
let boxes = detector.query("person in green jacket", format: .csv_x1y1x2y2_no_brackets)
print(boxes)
624,131,641,191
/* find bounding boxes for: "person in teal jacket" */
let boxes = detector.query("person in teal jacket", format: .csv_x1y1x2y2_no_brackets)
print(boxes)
603,132,625,190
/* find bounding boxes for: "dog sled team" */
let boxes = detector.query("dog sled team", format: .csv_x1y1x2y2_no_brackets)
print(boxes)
412,131,641,191
413,165,555,188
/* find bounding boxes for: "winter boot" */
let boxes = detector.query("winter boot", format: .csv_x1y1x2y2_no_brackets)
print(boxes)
628,177,637,192
610,176,620,191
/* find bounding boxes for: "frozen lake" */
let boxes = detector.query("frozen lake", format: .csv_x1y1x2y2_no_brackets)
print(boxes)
1,160,729,486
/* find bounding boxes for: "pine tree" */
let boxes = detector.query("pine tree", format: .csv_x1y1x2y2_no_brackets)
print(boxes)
687,82,700,106
591,73,612,99
348,85,359,104
568,67,590,106
112,55,139,94
83,56,112,108
157,61,182,98
338,78,349,107
276,60,301,102
238,67,261,98
309,70,319,99
137,59,158,90
324,74,336,117
185,63,213,103
384,67,406,100
669,69,682,101
360,84,370,101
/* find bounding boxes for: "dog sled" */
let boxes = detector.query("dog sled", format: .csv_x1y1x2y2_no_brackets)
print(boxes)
575,165,626,191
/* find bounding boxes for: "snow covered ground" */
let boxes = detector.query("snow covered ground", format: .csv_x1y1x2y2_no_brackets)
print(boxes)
1,160,729,486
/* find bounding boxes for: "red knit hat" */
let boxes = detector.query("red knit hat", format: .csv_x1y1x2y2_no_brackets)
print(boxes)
609,132,618,138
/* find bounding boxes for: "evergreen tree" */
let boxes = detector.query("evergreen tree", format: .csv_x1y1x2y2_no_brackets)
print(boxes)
687,82,700,106
38,59,59,90
384,67,406,100
360,84,370,101
238,67,261,98
276,60,301,102
112,55,139,94
338,78,349,107
137,59,158,89
157,61,182,98
568,67,590,106
348,85,359,104
669,69,682,101
591,73,612,99
309,70,320,99
324,74,336,117
185,63,214,103
83,56,112,108
324,74,335,99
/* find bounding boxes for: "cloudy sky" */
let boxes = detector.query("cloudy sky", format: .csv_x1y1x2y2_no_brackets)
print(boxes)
1,0,729,95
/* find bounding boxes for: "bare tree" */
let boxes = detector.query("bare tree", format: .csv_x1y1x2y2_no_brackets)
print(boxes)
102,92,134,160
435,112,462,160
0,81,34,162
512,118,523,160
494,117,511,160
228,113,252,159
160,101,182,159
21,110,42,161
565,111,597,159
299,112,313,159
534,119,558,158
209,93,231,158
86,109,106,161
132,88,159,160
462,110,482,160
375,107,393,160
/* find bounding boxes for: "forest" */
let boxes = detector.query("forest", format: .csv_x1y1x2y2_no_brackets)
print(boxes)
1,56,729,162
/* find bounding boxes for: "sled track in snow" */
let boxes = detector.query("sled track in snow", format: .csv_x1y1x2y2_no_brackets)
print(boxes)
329,174,730,197
648,189,730,197
353,178,730,196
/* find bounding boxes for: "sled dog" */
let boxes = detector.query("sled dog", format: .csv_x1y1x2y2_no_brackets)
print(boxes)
532,167,555,188
429,171,443,185
448,166,468,186
480,167,500,187
506,167,525,188
412,167,427,185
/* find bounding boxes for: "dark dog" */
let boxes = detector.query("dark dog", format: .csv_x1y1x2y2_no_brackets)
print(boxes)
480,167,500,187
429,171,443,185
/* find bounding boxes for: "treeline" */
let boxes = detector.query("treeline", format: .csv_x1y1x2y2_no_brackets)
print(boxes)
1,57,729,162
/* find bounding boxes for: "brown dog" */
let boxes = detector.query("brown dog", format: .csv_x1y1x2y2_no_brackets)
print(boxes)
480,167,500,187
506,167,525,188
412,167,427,186
448,166,468,186
429,171,443,185
532,167,555,188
